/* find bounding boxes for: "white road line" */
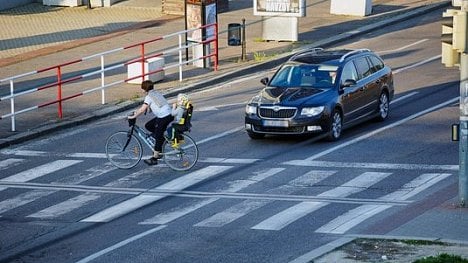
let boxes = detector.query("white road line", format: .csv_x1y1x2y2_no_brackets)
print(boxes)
377,39,429,54
140,167,285,225
194,170,336,228
1,149,48,156
196,126,244,146
197,102,247,111
28,167,161,219
28,193,101,219
251,172,391,231
0,160,82,192
393,55,441,74
0,163,116,217
305,97,459,161
81,165,232,223
0,190,51,214
0,158,24,169
75,225,167,263
198,157,260,164
282,160,458,171
315,173,451,234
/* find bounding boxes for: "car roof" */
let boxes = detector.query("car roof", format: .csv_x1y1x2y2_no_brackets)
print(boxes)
288,48,372,65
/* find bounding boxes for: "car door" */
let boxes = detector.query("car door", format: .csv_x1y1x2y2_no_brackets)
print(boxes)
352,56,376,118
339,60,363,123
366,55,386,111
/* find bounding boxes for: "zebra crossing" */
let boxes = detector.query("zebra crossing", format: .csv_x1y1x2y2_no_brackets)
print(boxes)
0,156,455,235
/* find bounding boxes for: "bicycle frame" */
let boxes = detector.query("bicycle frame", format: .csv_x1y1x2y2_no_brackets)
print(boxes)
128,124,154,151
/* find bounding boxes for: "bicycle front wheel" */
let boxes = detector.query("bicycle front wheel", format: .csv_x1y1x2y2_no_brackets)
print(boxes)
162,134,199,171
105,131,143,169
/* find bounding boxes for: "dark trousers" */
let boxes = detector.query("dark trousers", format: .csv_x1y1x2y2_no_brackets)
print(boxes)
145,114,174,152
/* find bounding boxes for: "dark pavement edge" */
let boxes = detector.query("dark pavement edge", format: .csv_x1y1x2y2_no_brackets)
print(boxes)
0,2,449,150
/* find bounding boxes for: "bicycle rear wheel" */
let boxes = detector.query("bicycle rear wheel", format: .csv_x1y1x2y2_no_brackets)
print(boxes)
105,131,143,169
162,134,198,171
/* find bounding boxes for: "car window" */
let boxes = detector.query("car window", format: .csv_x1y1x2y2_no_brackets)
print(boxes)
353,57,373,79
340,62,358,84
269,64,338,88
368,55,385,73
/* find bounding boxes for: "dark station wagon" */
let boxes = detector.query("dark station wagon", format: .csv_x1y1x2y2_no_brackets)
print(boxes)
245,48,394,140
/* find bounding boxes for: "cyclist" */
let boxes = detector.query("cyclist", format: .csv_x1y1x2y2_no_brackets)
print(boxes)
128,80,174,165
166,93,191,146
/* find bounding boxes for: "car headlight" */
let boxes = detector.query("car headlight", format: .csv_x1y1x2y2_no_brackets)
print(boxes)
245,105,257,115
301,106,324,116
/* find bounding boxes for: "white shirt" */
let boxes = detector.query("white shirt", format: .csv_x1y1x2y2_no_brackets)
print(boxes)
144,90,171,118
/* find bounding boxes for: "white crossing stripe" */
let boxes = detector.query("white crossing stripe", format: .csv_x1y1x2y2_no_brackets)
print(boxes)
140,168,285,225
315,173,452,234
0,163,116,217
81,166,233,223
194,170,336,228
29,193,101,219
0,190,51,214
251,172,391,231
28,166,154,219
283,160,458,171
0,158,24,169
0,160,82,192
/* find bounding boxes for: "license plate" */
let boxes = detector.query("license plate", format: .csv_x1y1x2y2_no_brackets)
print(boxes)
263,120,288,127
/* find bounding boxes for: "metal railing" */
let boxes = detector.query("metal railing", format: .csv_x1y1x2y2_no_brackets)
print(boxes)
0,23,218,132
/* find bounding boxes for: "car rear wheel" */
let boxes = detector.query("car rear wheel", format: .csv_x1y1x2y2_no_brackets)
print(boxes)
327,109,342,141
247,131,265,139
375,92,389,121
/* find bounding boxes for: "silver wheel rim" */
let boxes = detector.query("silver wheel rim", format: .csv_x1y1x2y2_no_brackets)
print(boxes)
332,112,342,139
379,93,389,119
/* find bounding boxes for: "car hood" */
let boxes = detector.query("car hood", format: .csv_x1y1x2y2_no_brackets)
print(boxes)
254,87,328,106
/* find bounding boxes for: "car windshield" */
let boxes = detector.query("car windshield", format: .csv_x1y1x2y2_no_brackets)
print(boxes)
269,64,338,89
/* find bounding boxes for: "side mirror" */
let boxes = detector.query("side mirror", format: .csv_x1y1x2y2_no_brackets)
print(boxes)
341,79,357,88
260,77,269,86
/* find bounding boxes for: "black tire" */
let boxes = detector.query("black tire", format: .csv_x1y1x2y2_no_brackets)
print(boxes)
105,131,142,169
162,133,198,171
247,131,265,139
327,109,342,141
375,92,389,122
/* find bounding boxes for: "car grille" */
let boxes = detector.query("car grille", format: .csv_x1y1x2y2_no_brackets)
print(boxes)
253,125,304,134
259,107,297,119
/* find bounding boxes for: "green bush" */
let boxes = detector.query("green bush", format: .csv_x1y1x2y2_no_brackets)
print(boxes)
413,253,468,263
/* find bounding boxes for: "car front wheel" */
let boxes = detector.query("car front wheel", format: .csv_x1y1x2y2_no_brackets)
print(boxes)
327,109,342,141
375,92,389,121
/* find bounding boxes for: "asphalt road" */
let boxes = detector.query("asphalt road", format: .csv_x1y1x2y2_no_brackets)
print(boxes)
0,8,463,263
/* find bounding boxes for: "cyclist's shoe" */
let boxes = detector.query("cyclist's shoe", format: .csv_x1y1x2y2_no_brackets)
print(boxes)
171,141,179,148
144,157,158,166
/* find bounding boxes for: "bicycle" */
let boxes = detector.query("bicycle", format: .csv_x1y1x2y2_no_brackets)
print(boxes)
105,117,199,171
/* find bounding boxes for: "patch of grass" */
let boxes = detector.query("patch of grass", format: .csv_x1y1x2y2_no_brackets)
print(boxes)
401,240,447,246
413,253,468,263
253,51,277,62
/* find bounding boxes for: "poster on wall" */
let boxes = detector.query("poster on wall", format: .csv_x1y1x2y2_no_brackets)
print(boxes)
186,3,203,42
205,3,217,40
254,0,305,17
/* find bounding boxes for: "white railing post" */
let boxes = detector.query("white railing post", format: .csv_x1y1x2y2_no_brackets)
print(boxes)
178,34,183,82
101,55,106,104
9,80,15,132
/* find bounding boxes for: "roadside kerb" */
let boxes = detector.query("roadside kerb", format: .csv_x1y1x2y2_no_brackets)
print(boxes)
0,1,450,150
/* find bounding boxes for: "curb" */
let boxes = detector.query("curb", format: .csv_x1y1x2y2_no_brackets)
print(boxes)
0,1,450,150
